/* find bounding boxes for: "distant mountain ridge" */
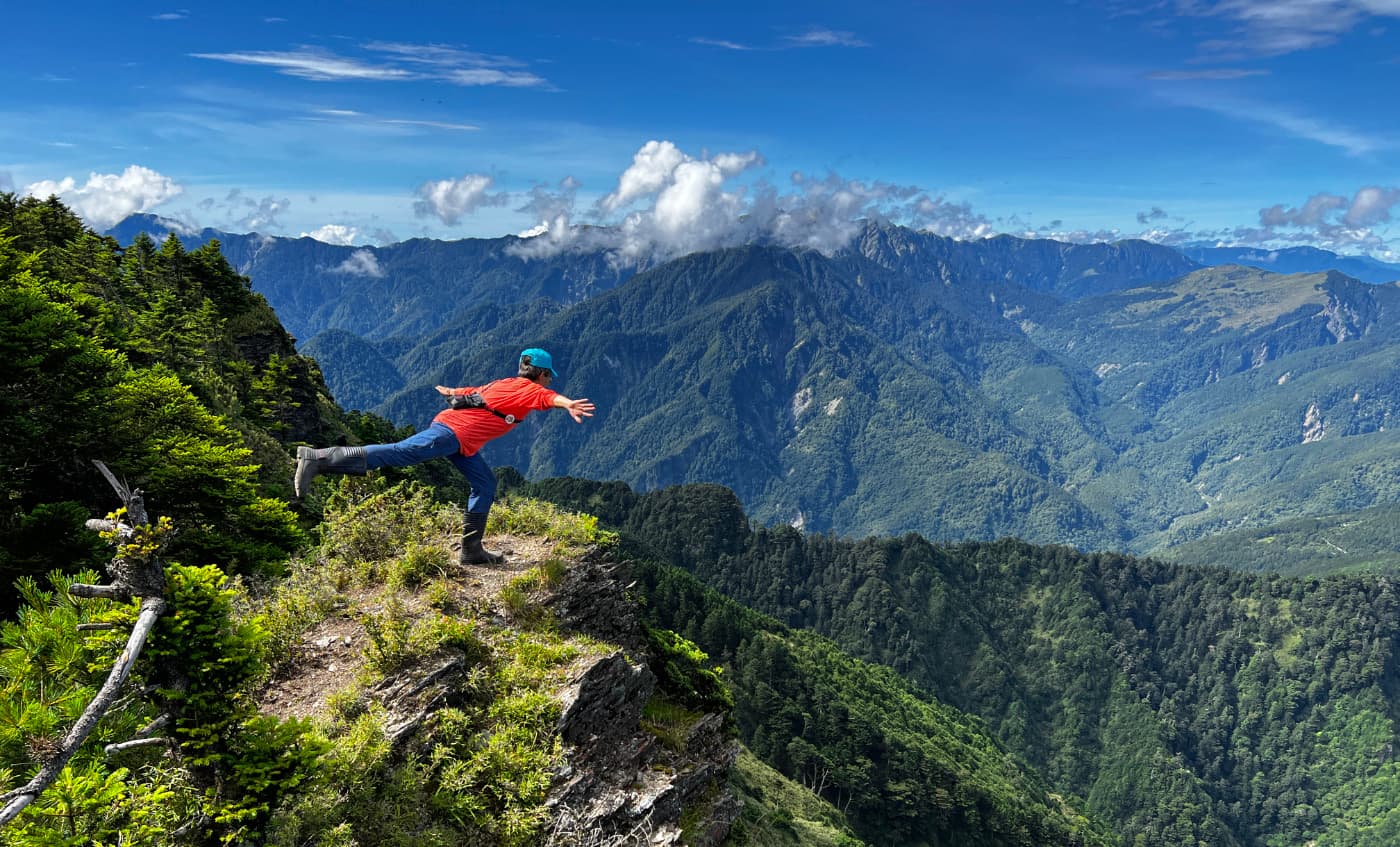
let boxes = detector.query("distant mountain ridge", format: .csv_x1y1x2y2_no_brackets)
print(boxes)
1181,244,1400,284
107,215,1400,565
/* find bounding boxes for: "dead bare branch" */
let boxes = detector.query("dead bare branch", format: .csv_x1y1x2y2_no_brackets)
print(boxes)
104,737,172,757
0,462,173,830
69,584,129,601
1,596,166,824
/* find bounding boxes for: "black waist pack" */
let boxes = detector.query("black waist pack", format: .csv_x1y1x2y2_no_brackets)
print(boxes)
448,392,487,410
447,392,516,424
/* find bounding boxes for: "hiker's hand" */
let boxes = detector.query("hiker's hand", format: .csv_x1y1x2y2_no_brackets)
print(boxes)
567,398,595,423
434,385,453,396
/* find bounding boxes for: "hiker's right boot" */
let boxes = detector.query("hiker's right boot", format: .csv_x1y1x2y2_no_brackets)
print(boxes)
460,511,505,566
294,446,368,497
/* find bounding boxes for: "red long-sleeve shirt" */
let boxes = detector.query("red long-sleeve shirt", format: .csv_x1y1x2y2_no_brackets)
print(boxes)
432,377,559,456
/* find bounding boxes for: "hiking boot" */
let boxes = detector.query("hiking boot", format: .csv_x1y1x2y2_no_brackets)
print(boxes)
293,446,368,497
460,510,505,566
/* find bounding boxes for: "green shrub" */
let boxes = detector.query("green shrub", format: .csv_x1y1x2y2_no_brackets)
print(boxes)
644,625,733,714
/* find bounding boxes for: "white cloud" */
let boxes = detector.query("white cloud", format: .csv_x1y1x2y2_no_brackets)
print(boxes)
600,140,692,213
1229,186,1400,253
1259,193,1349,227
1344,186,1400,227
511,139,995,264
413,173,509,226
1153,87,1383,156
24,165,182,230
302,224,361,245
1178,0,1400,57
690,37,755,51
693,27,868,52
192,43,549,88
332,249,385,277
225,191,291,230
0,171,13,192
190,49,415,82
1145,68,1270,80
781,28,869,48
151,9,189,20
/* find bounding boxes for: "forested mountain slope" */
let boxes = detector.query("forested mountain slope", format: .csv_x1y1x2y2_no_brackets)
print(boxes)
108,215,1400,567
524,477,1400,847
375,247,1400,562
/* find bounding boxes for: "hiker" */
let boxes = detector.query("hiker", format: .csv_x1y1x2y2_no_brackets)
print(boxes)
293,348,595,564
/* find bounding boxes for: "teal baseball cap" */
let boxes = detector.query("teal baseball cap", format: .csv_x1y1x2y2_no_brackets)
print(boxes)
520,347,558,377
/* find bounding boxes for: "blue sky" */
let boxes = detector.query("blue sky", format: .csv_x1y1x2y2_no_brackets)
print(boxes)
3,0,1398,261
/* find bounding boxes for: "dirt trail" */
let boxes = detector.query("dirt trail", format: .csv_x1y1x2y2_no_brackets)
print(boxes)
259,532,555,722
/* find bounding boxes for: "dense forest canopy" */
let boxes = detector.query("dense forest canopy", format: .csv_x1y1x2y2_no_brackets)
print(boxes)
524,476,1400,847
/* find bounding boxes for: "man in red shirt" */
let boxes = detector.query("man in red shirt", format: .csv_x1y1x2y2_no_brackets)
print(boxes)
294,348,595,564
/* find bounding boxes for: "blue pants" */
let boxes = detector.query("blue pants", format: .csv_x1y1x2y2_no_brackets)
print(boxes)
363,422,497,513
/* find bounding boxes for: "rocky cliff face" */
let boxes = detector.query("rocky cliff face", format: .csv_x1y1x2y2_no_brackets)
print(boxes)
543,547,740,846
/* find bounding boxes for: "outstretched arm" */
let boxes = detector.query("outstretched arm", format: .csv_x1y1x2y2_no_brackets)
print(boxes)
552,394,596,423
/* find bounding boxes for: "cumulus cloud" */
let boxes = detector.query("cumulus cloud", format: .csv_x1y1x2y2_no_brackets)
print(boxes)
413,173,509,226
302,224,361,245
1225,186,1400,253
509,139,994,265
1343,186,1400,227
24,165,182,230
512,177,582,249
332,249,385,277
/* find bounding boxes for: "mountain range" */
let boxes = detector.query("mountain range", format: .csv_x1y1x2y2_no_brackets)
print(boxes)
108,215,1400,568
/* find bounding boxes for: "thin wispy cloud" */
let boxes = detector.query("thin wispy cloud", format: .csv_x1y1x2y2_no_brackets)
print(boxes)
781,27,869,48
1145,68,1270,79
151,10,189,21
1174,0,1400,58
362,41,528,69
382,118,478,131
1155,87,1385,156
192,42,549,88
191,49,416,82
311,108,479,132
692,26,869,51
690,37,755,51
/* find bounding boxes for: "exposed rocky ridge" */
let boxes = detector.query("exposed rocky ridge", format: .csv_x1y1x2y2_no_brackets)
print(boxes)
258,538,740,845
544,546,740,845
